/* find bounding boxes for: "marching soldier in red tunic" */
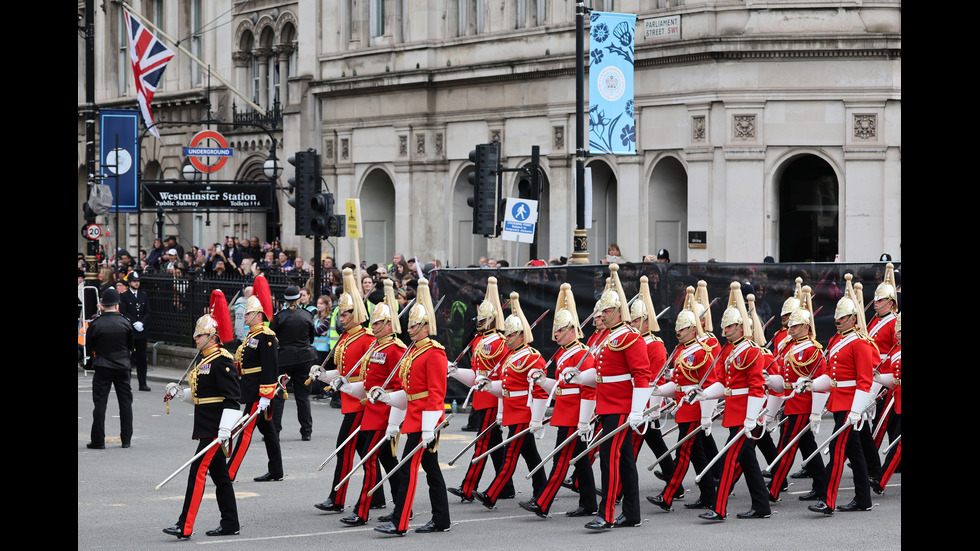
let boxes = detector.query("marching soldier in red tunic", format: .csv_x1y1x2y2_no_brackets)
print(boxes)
331,279,408,526
868,264,900,454
873,312,901,493
693,282,771,521
447,277,514,502
373,278,452,536
226,276,282,483
802,277,877,515
311,268,380,513
647,287,716,513
626,276,679,498
163,309,242,539
771,277,804,358
472,292,549,510
518,283,598,518
765,286,830,503
573,264,652,530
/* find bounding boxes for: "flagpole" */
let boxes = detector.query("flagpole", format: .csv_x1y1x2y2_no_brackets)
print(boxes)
123,8,266,116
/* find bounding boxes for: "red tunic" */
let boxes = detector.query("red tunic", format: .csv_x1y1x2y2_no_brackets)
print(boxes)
824,329,876,412
887,344,902,414
390,337,448,433
334,326,374,414
469,330,508,410
670,339,715,423
359,334,407,431
594,323,651,415
779,336,825,416
714,337,767,428
642,333,669,385
867,313,896,362
499,345,547,425
548,342,596,427
772,327,792,357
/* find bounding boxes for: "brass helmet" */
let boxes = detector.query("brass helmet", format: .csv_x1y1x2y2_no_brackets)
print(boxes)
696,281,714,332
408,277,437,335
476,276,506,330
835,273,860,320
553,283,584,340
630,275,660,332
194,314,219,339
243,295,264,315
720,281,751,337
597,264,631,323
675,286,705,339
873,263,898,310
746,294,766,346
338,268,369,325
788,285,817,339
781,277,803,316
504,291,533,343
370,279,401,334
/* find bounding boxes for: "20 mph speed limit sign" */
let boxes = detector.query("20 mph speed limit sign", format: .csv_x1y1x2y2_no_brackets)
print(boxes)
83,224,102,240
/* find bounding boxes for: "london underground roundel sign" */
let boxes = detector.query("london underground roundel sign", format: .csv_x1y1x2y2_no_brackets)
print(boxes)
185,130,234,174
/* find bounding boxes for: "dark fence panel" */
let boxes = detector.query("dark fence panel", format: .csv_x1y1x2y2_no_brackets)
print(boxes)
135,261,899,401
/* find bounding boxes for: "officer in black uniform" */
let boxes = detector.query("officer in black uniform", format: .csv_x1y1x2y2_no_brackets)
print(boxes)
163,313,242,539
226,290,283,482
270,286,316,441
86,287,134,449
119,271,152,391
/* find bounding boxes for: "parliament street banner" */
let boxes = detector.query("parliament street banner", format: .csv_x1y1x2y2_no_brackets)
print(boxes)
589,11,637,155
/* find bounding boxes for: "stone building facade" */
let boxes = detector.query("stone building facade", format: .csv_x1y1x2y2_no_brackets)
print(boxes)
78,0,901,267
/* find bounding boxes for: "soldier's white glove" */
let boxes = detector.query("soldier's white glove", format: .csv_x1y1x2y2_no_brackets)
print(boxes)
387,406,406,440
218,408,240,442
133,321,144,332
686,387,706,403
745,396,765,434
873,371,883,384
848,389,873,426
473,376,492,392
629,387,654,431
331,376,351,394
527,368,546,385
530,398,548,439
809,413,822,435
447,361,458,376
700,399,717,436
165,382,184,401
793,377,813,393
578,399,596,441
495,398,504,425
562,367,582,384
309,364,323,381
258,397,271,412
810,391,829,436
421,410,440,446
368,386,389,404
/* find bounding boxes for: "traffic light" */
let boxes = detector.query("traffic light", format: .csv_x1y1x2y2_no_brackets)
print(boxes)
287,149,320,237
310,192,347,237
467,142,499,237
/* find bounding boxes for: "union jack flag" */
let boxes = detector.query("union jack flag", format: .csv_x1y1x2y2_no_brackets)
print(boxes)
123,9,174,138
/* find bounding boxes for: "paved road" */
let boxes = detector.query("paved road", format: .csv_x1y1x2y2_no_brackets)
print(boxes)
78,365,900,550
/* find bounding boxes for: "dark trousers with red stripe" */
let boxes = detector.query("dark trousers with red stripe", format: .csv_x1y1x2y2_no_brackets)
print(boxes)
353,429,399,519
878,414,901,488
535,426,597,514
483,423,547,504
713,426,771,517
822,411,872,510
176,438,239,537
629,420,677,488
459,407,513,499
327,411,384,506
769,413,827,501
596,414,640,523
660,421,715,506
389,432,450,532
227,400,282,481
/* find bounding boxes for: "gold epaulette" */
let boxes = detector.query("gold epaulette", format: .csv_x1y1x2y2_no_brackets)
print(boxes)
508,347,540,373
644,332,664,343
427,339,445,350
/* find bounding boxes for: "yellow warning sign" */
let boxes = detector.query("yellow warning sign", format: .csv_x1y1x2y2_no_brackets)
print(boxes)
345,198,361,239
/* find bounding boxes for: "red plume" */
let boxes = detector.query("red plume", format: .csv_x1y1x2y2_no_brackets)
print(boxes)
209,290,234,343
252,275,274,320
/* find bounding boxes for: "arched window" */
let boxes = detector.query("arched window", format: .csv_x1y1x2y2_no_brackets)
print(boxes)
777,155,839,262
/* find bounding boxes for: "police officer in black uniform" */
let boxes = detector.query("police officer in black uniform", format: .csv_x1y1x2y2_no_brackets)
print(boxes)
86,287,134,449
270,286,316,441
120,271,152,391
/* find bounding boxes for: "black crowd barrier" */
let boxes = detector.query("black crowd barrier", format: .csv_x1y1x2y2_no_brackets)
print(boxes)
131,261,900,403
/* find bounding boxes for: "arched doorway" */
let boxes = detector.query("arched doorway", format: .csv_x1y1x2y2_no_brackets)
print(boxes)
778,155,839,262
648,156,688,262
587,160,617,262
359,168,396,266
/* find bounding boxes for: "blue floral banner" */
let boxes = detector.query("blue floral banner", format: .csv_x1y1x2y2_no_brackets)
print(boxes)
589,11,636,155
